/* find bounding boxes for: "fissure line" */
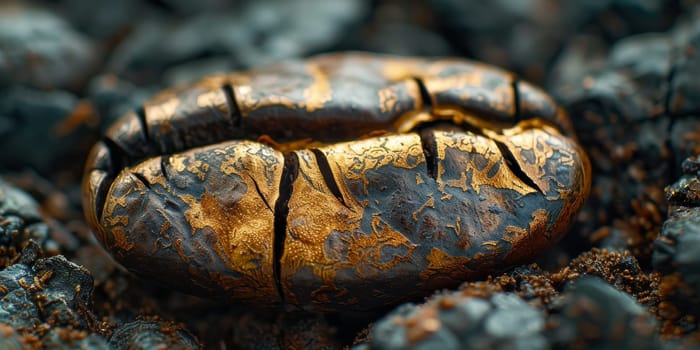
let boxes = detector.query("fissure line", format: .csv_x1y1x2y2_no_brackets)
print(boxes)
272,152,299,305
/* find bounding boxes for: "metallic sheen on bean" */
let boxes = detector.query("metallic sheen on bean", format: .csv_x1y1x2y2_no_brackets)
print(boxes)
82,53,590,311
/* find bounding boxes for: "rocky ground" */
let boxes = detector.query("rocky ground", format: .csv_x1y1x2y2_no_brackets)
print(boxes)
1,0,700,349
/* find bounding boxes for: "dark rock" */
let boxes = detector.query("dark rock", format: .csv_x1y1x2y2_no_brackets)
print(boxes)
0,263,40,330
0,254,94,328
108,0,370,85
86,74,151,131
109,321,201,350
0,178,56,260
50,0,156,39
653,207,700,283
162,58,235,86
0,4,97,89
669,10,700,115
548,276,662,349
342,0,453,57
653,158,700,322
547,10,700,259
155,0,237,15
0,324,28,350
665,156,700,208
365,291,546,350
42,329,109,350
0,241,113,348
0,243,105,350
428,0,678,82
33,256,94,326
0,86,98,173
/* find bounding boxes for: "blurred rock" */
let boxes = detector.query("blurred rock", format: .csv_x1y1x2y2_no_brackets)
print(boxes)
108,0,370,85
342,0,453,57
49,0,154,39
0,86,98,174
669,9,700,115
547,10,700,260
653,207,700,311
362,291,546,350
429,0,678,82
86,74,151,130
157,0,236,15
0,324,30,350
665,156,700,209
0,178,58,264
548,276,662,349
653,155,700,331
109,321,201,350
0,3,97,89
175,304,340,350
42,330,109,350
0,243,110,347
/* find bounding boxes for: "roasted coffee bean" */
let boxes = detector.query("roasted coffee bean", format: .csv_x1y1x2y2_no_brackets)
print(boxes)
83,53,590,311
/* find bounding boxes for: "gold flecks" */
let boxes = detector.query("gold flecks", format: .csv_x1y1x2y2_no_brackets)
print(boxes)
324,134,425,195
172,237,189,264
185,159,209,181
424,72,483,96
255,134,326,152
283,144,421,303
179,193,200,233
442,170,470,193
219,141,285,190
116,141,284,301
147,96,180,124
419,247,472,286
415,173,425,185
282,149,363,295
104,214,129,228
481,241,497,248
433,130,536,196
412,195,435,221
394,110,437,134
242,93,298,113
101,186,133,227
431,107,512,132
529,209,549,238
446,216,462,237
501,208,551,264
235,63,332,115
157,210,172,236
110,226,135,252
381,58,424,81
100,172,147,252
363,214,417,271
302,63,332,112
196,90,227,109
169,155,187,172
379,88,399,113
490,121,588,198
179,185,276,300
